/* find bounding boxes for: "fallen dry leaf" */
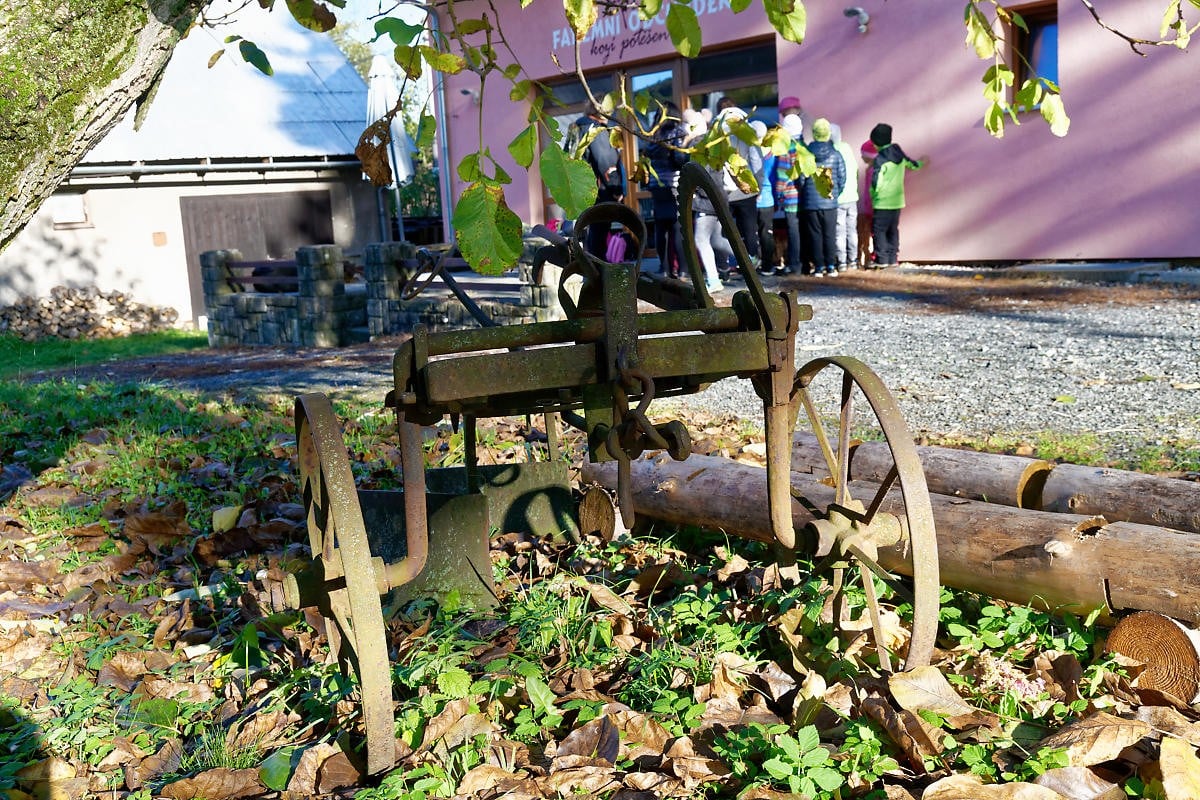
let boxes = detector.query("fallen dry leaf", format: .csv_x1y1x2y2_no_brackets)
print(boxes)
1035,711,1151,768
159,767,264,800
1033,766,1123,799
1136,705,1200,747
125,738,182,790
456,763,541,797
1160,735,1200,800
543,764,620,796
922,773,1064,798
662,736,729,788
557,715,620,764
317,750,361,793
889,666,984,729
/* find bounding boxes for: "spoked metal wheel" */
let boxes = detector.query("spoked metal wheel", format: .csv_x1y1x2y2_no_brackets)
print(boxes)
293,393,395,775
791,357,939,672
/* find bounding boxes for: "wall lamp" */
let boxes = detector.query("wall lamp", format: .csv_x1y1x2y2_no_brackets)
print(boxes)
844,6,869,34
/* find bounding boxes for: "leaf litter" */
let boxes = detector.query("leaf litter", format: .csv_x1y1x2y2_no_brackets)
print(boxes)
0,382,1197,799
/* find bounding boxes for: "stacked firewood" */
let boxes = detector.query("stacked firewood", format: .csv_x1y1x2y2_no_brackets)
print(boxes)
0,286,179,341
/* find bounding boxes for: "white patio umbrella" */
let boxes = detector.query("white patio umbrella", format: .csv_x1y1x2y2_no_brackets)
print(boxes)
366,54,418,241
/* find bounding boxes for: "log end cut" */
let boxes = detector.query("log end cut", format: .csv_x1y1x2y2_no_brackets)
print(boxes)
1104,611,1200,704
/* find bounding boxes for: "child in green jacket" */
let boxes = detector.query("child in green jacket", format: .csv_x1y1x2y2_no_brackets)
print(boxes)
868,123,923,268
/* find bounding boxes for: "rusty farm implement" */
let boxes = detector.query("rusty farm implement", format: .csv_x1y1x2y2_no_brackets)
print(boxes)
283,163,940,774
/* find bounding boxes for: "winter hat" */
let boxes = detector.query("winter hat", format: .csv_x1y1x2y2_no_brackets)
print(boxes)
781,113,804,138
869,123,893,147
779,95,802,114
812,118,832,141
750,120,769,154
860,140,878,159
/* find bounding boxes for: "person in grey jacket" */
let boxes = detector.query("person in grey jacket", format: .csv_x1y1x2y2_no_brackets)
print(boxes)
797,118,846,276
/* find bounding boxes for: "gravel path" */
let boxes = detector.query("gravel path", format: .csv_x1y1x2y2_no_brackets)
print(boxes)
48,270,1200,457
662,283,1200,457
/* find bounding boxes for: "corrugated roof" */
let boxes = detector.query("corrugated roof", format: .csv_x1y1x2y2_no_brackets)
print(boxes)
84,5,368,163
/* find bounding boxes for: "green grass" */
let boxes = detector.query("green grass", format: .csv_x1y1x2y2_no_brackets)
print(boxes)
0,330,208,380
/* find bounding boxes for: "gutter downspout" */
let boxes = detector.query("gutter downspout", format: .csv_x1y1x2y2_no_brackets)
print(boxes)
427,10,455,244
67,159,361,178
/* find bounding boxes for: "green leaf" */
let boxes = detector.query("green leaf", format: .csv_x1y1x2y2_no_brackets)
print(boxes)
207,49,224,69
259,747,300,791
1040,92,1070,137
436,666,473,698
238,40,274,76
420,46,466,74
763,0,806,44
416,112,436,149
564,0,598,42
729,0,753,11
641,0,663,18
811,765,845,791
285,0,338,32
1053,393,1077,404
666,3,702,57
762,757,794,780
457,152,483,183
452,183,524,275
984,102,1005,137
508,124,538,168
455,17,492,35
502,63,522,80
525,674,565,726
794,726,820,752
375,16,425,46
539,146,597,219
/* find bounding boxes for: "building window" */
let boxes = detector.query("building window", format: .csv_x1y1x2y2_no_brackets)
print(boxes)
1011,3,1058,88
47,193,93,229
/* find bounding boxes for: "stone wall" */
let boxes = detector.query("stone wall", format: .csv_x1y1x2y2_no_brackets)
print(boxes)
201,245,366,347
202,236,564,348
363,240,561,338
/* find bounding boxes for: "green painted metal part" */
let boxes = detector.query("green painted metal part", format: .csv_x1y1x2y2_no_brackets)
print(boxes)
359,489,497,609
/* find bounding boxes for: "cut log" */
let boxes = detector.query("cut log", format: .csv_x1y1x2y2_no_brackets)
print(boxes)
791,433,1200,533
582,453,1200,624
1041,463,1200,535
852,440,1053,509
1104,611,1200,703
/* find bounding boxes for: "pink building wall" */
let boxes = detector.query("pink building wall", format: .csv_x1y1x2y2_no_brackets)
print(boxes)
438,0,1200,262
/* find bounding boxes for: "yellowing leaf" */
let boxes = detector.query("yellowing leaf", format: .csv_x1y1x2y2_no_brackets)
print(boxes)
285,0,338,33
1040,92,1071,137
1035,711,1150,767
420,45,466,74
564,0,598,42
212,505,243,533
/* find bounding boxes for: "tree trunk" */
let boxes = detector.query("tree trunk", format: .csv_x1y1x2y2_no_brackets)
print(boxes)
0,0,202,251
582,453,1200,624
